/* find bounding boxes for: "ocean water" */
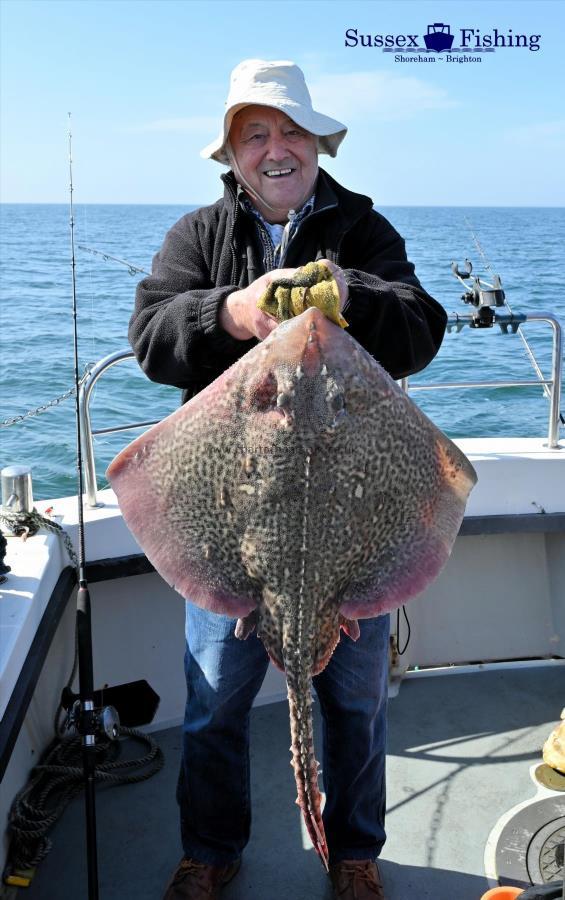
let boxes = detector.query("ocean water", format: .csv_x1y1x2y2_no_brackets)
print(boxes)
0,203,563,501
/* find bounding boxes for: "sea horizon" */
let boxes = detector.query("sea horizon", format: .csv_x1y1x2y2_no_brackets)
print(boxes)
2,201,565,209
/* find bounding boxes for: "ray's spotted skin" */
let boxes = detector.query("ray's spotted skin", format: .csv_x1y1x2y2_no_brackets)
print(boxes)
107,307,477,868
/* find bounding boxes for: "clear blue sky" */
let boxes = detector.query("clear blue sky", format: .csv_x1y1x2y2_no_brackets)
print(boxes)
1,0,563,206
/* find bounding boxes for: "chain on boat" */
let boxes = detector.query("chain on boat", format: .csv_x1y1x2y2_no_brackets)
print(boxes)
0,364,94,428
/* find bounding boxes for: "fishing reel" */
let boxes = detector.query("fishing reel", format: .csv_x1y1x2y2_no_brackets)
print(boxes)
60,679,159,740
451,259,506,328
61,687,120,741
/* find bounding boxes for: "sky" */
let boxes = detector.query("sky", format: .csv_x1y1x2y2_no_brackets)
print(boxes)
1,0,564,206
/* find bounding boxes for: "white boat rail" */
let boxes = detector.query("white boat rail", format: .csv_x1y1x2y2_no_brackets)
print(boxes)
79,312,563,508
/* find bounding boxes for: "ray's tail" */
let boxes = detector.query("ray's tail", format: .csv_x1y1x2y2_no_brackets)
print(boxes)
285,656,329,870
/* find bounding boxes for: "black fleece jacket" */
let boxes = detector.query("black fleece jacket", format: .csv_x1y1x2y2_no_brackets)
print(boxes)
129,169,447,402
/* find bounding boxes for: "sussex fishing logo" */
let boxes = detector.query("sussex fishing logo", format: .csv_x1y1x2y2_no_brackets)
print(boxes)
344,22,542,63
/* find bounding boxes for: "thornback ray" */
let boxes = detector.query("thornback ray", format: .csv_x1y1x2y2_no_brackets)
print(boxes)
107,306,477,867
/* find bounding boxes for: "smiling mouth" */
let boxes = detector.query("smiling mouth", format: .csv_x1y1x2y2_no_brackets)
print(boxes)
263,168,295,178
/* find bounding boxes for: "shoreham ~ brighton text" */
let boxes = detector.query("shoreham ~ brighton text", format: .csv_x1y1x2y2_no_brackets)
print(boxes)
344,28,541,51
393,54,482,63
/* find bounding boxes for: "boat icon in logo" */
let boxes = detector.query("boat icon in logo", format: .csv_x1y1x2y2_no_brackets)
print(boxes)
424,23,455,52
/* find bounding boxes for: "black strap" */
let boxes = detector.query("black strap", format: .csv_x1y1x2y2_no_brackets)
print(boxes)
518,882,563,899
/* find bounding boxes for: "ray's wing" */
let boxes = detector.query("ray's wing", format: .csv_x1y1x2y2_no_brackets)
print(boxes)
337,382,477,620
106,370,260,618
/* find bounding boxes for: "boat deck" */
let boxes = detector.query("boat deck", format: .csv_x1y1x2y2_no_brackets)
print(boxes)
20,663,564,900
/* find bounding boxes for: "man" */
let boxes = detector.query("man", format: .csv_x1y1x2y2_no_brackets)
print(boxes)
129,59,447,900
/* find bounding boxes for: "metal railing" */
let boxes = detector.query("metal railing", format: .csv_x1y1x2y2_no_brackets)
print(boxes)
80,312,563,507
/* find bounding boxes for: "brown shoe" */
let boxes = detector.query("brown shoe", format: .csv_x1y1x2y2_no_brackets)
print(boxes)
329,859,386,900
162,856,241,899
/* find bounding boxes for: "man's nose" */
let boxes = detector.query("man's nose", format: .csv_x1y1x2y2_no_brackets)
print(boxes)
265,133,290,161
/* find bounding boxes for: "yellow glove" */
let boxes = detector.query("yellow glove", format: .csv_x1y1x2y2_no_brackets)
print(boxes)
257,261,348,328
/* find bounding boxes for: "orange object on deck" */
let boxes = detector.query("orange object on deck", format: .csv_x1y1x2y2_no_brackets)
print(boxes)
480,887,524,899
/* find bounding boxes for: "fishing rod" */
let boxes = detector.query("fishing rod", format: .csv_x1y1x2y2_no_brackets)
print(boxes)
68,112,99,900
463,217,565,425
67,114,121,900
78,244,149,276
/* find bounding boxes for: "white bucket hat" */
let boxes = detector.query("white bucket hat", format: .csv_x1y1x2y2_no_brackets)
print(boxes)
200,59,347,165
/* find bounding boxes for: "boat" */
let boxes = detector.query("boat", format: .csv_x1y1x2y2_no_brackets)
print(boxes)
0,264,563,899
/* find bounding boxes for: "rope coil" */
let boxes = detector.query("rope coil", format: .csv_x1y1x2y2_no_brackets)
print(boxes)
6,727,164,870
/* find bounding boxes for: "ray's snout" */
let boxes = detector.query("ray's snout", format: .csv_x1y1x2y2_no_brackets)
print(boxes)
268,307,347,374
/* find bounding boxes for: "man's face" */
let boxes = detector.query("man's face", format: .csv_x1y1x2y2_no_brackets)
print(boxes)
229,105,318,223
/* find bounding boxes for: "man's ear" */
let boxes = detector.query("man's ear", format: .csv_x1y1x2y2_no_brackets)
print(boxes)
224,138,235,165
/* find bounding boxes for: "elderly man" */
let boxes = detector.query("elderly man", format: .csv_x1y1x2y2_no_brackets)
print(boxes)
129,59,447,900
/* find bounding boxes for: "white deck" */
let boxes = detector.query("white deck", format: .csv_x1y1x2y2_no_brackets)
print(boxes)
10,665,565,899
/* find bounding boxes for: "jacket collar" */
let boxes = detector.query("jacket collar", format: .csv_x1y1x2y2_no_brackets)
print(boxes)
220,168,373,231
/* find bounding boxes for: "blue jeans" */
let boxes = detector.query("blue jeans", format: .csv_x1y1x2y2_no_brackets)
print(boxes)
177,603,389,866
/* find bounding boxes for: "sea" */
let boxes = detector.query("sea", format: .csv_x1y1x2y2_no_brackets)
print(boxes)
0,203,563,502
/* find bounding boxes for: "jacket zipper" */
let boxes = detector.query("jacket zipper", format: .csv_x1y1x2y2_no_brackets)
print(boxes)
279,200,338,267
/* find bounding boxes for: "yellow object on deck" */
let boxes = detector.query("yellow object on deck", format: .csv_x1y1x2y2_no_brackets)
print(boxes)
4,866,36,887
543,707,565,774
